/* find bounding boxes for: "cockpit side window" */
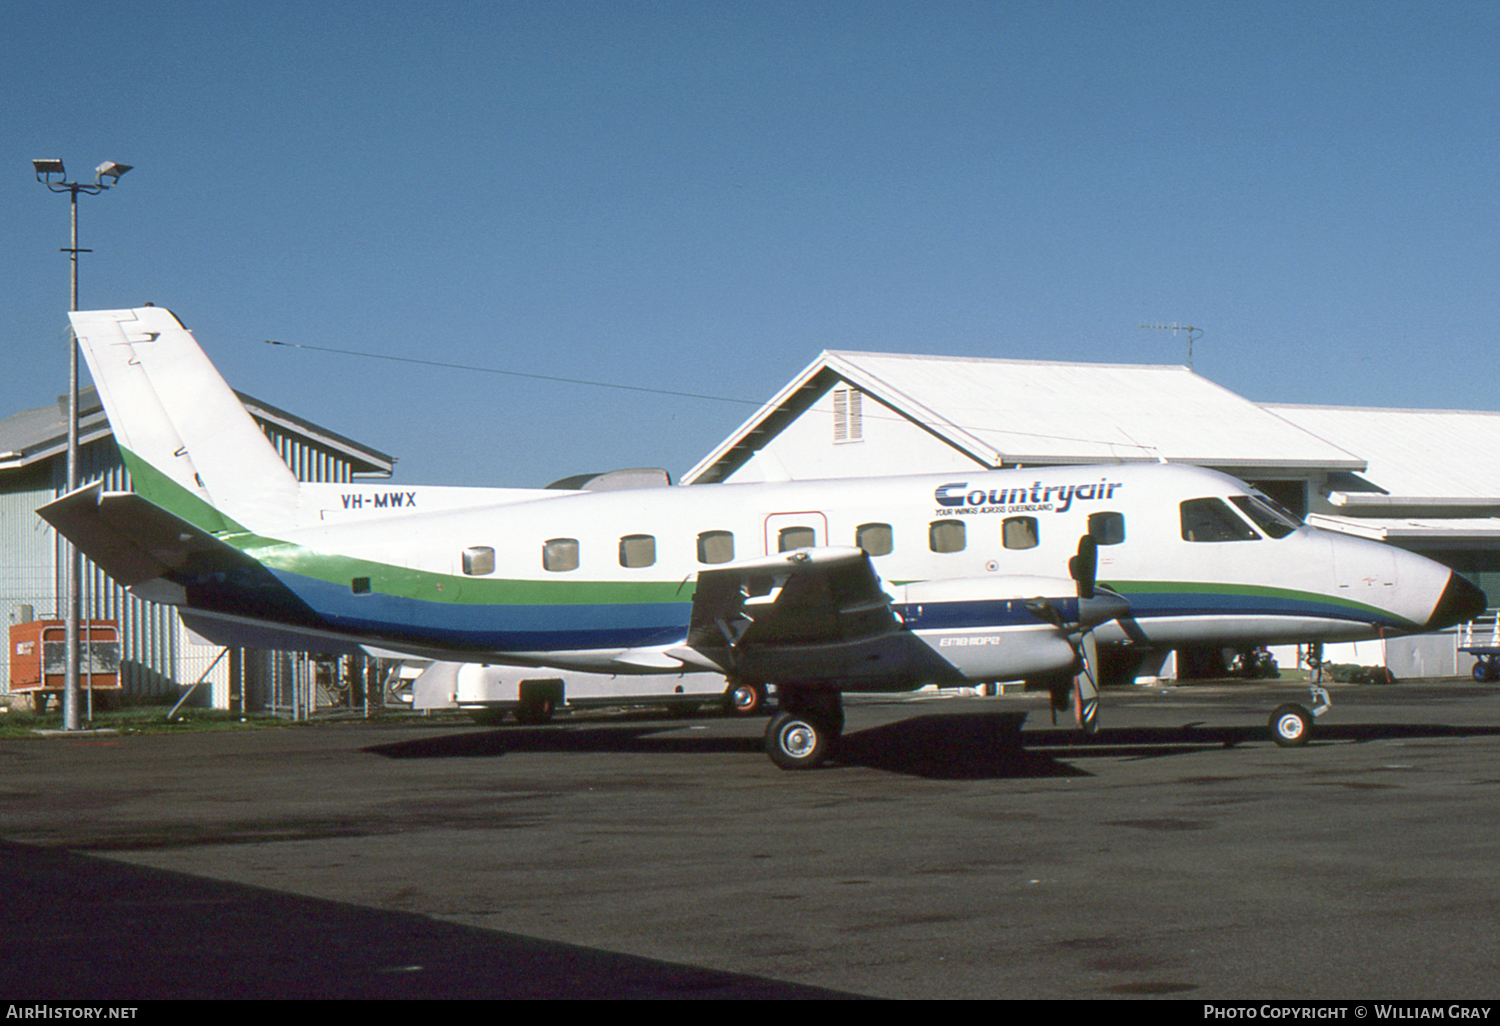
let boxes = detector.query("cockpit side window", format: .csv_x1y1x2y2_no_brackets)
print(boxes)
1230,495,1299,539
1180,498,1259,542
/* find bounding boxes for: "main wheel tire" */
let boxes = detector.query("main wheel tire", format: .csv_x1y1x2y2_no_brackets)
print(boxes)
765,710,833,770
1269,703,1312,747
727,683,766,716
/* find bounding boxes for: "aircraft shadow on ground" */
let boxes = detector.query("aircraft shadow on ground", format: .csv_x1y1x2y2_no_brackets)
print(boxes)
1019,718,1500,757
365,712,1083,780
0,840,852,1000
366,712,1500,781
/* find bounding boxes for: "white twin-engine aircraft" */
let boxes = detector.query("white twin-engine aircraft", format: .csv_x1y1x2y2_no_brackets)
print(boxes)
42,307,1486,769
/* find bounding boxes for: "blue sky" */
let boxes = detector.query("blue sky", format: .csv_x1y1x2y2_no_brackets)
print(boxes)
5,1,1499,487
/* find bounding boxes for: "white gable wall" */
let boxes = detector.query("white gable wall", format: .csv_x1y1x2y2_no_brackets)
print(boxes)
723,386,989,484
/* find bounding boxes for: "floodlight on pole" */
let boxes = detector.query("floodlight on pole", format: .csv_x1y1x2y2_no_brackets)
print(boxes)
95,162,132,184
30,156,133,731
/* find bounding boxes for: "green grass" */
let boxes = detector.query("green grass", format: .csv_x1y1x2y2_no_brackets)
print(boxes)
0,700,472,738
0,704,299,739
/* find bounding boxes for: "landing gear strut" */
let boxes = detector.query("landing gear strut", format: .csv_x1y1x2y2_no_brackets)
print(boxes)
764,688,843,770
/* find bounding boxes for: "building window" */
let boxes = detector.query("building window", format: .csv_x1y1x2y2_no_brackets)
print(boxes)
833,387,863,443
929,519,966,553
462,546,496,575
543,537,580,571
619,534,656,568
856,522,893,556
697,530,735,565
1002,517,1039,550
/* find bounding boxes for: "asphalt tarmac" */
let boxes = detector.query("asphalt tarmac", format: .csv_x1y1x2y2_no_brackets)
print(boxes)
3,679,1500,1000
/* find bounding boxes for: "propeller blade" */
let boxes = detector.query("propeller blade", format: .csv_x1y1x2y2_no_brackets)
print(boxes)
1070,535,1098,600
1073,629,1100,734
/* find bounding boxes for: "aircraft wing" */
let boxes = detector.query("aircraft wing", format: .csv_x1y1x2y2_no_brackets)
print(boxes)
38,482,250,589
685,547,908,682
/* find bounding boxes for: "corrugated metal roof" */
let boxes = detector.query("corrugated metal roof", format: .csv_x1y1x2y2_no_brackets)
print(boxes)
1265,404,1500,504
0,386,394,476
1307,513,1500,541
686,350,1365,483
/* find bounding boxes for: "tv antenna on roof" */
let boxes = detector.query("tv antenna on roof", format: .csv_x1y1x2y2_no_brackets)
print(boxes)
1140,323,1203,369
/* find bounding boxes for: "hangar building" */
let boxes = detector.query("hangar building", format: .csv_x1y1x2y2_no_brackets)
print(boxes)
684,350,1500,677
0,387,393,710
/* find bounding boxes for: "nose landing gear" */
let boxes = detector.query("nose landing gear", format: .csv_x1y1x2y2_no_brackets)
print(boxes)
1268,685,1330,747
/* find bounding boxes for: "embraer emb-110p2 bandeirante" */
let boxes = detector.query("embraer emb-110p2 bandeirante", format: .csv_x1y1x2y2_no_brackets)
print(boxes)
40,307,1487,768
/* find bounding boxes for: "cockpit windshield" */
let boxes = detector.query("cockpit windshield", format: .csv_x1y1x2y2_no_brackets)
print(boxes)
1230,494,1302,539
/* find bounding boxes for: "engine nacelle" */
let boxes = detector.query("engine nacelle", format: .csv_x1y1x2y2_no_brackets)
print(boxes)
893,576,1083,683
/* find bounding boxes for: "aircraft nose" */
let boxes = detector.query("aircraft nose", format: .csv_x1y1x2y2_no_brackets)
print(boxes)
1425,572,1488,632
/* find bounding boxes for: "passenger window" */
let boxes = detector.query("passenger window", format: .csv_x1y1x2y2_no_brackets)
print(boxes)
462,546,495,576
1088,512,1126,546
779,526,816,551
697,530,734,565
1002,517,1038,550
856,522,893,556
543,537,580,571
929,519,966,553
1180,499,1258,542
619,534,656,568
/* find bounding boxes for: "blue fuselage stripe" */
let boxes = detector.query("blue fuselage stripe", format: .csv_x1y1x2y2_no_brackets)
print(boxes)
258,569,1402,654
271,571,693,651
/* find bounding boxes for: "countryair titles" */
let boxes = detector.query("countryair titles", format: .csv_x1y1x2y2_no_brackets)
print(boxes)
933,478,1123,516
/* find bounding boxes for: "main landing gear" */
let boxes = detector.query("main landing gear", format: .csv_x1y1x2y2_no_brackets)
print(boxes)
764,688,844,770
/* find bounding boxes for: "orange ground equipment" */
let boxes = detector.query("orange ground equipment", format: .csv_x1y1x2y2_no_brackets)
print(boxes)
9,619,121,712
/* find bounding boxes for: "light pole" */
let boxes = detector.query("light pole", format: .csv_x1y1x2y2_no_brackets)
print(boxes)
32,158,132,731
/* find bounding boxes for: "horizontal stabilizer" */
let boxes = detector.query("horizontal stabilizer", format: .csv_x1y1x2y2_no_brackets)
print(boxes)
37,482,246,588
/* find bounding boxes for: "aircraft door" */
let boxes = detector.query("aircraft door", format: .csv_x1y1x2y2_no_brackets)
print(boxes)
764,512,828,555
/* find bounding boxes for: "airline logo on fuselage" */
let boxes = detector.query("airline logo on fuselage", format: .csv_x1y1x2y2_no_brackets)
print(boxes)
934,479,1122,516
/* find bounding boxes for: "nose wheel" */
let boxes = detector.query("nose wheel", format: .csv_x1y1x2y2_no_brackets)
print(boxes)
1268,685,1330,747
1269,704,1312,746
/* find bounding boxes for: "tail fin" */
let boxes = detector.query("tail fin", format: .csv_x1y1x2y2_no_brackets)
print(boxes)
69,307,299,534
